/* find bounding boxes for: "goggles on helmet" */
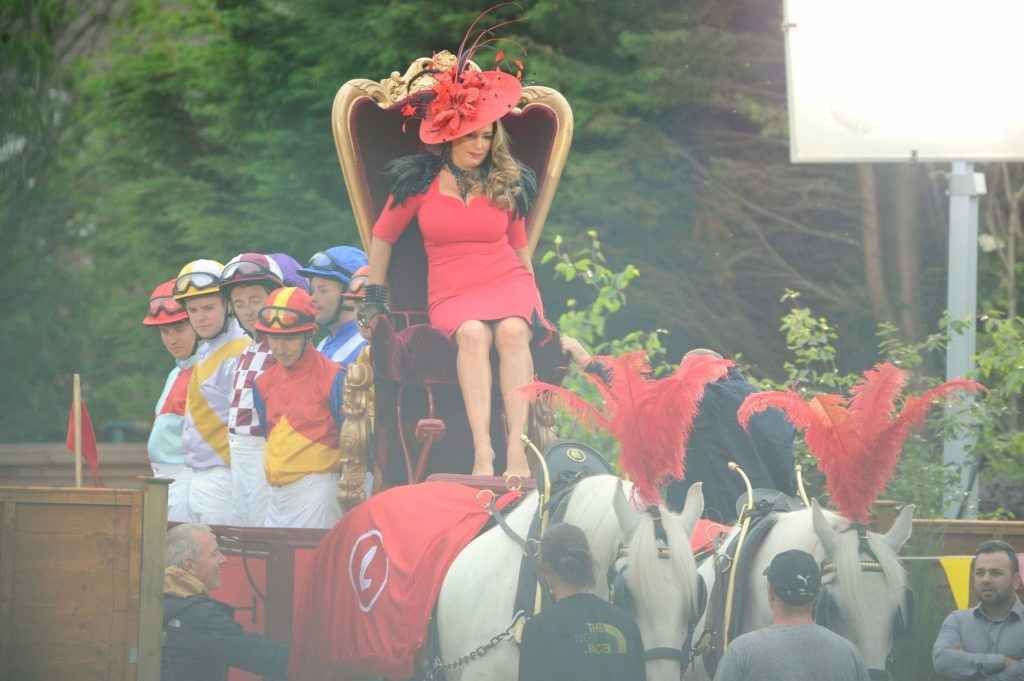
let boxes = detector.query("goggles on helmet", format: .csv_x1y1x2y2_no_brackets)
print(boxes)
222,259,278,283
149,295,185,318
174,271,220,295
306,251,354,280
258,306,316,331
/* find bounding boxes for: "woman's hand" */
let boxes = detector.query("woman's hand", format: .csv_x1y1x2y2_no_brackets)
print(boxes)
359,237,395,337
560,335,592,367
514,247,534,274
357,283,390,336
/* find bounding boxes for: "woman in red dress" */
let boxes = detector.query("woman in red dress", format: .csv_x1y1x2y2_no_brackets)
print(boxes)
363,57,542,479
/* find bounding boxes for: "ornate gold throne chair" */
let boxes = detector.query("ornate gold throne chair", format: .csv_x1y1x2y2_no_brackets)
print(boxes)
332,53,572,491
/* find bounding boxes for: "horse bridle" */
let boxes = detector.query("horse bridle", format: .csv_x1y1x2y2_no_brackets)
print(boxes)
608,506,708,675
814,535,914,681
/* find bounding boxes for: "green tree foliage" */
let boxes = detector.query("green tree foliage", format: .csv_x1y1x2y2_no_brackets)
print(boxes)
974,316,1024,478
3,0,1021,494
540,231,666,458
1,0,84,440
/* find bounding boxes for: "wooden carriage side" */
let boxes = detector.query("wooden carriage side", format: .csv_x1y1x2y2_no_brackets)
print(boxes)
0,480,168,681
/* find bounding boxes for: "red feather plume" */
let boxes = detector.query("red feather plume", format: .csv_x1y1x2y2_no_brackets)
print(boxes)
737,363,983,523
521,351,733,503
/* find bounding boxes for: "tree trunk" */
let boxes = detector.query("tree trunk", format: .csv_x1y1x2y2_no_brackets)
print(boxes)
858,164,896,325
893,165,921,338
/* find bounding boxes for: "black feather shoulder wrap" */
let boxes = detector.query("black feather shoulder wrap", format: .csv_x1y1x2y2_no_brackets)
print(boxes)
382,153,538,220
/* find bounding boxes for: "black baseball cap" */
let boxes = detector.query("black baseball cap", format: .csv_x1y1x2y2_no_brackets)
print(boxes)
764,549,821,605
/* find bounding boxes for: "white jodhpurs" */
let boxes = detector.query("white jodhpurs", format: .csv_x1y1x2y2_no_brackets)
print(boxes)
151,462,194,523
228,433,271,527
187,466,234,525
264,472,342,529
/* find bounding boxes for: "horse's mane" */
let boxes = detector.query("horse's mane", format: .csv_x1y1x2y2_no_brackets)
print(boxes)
560,475,628,594
831,524,907,639
864,531,908,606
627,510,699,624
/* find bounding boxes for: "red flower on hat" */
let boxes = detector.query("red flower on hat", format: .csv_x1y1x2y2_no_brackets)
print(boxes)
399,5,525,144
427,67,487,137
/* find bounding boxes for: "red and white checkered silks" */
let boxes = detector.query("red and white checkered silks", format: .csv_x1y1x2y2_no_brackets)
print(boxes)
228,338,276,437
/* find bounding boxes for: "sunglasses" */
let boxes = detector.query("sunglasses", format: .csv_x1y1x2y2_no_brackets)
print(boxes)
258,306,315,330
174,271,219,295
307,252,354,279
148,295,184,317
222,259,275,282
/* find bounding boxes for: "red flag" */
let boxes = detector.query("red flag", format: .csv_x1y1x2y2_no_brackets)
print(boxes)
65,401,101,486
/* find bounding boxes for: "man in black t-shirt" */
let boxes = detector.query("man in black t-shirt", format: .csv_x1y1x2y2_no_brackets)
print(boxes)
518,523,647,681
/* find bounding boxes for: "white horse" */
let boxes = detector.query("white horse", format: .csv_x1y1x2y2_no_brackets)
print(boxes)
687,500,915,681
436,475,705,681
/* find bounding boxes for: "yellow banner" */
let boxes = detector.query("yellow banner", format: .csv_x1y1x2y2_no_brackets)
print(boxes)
939,556,973,610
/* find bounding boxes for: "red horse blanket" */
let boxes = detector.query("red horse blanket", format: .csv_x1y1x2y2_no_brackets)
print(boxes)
289,481,518,681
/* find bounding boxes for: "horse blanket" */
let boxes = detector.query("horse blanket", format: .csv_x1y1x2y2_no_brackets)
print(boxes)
289,481,519,681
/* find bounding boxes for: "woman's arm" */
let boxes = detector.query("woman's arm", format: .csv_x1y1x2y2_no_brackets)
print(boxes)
369,192,420,284
515,247,533,274
368,237,393,284
360,238,394,333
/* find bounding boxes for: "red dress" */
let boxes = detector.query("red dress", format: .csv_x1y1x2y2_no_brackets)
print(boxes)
372,175,545,335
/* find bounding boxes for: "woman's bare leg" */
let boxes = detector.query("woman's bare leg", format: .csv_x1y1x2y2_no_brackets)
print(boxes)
456,320,495,476
494,317,534,478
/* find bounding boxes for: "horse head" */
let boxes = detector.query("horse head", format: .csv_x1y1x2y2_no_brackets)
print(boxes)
811,499,915,680
612,482,705,681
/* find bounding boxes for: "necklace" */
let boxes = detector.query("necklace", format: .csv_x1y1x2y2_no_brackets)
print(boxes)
445,159,481,202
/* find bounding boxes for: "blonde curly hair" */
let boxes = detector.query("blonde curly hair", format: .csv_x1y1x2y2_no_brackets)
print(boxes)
436,121,522,212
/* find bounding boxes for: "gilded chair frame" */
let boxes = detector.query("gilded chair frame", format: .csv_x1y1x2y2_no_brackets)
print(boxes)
330,51,574,257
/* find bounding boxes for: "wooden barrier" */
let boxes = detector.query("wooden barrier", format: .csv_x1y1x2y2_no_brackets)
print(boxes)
909,518,1024,555
0,480,168,681
0,443,151,490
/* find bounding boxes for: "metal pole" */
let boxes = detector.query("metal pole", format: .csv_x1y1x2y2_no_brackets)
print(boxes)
73,373,82,488
943,162,984,518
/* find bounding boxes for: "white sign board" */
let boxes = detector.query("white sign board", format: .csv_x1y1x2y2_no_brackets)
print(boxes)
785,0,1024,163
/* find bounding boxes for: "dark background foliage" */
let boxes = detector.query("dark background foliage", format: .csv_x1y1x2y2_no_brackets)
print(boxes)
2,0,1019,457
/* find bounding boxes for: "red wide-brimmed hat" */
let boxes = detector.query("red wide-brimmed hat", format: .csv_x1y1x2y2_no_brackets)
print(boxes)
414,67,521,145
399,4,525,145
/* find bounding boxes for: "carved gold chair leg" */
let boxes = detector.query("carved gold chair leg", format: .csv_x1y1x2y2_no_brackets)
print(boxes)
338,346,375,509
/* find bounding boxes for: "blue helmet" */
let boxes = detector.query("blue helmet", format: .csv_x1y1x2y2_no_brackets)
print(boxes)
297,245,368,287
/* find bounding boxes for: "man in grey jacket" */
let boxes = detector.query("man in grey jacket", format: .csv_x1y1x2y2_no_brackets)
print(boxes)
933,540,1024,680
714,549,870,681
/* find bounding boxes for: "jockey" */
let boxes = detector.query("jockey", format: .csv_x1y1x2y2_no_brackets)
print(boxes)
174,259,250,525
219,253,284,527
253,287,346,528
297,245,368,366
142,279,198,522
269,252,310,291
